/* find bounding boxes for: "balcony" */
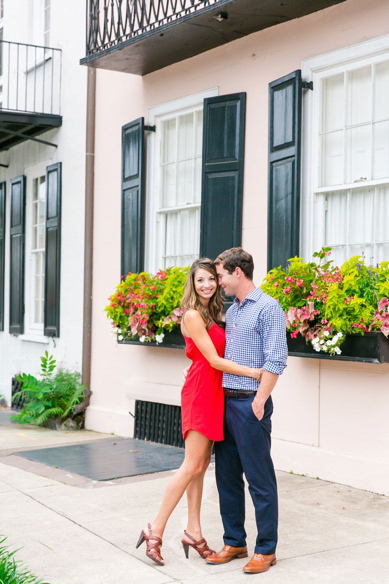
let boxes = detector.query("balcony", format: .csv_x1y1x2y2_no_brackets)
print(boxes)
0,41,62,152
81,0,346,76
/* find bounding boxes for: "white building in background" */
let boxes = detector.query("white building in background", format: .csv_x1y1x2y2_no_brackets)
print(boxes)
0,0,88,403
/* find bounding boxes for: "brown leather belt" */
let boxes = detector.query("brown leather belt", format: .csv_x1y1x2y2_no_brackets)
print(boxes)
224,389,256,398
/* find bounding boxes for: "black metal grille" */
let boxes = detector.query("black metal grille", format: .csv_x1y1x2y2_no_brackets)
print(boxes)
86,0,223,55
135,400,184,448
11,376,25,410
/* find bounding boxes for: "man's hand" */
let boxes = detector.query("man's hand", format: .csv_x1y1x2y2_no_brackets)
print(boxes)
252,397,265,421
182,366,190,383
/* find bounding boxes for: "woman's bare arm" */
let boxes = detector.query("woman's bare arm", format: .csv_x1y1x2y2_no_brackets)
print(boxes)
183,310,260,380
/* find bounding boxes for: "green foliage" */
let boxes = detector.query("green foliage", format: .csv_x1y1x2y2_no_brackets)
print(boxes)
105,266,189,342
263,249,389,355
11,352,85,427
0,536,48,584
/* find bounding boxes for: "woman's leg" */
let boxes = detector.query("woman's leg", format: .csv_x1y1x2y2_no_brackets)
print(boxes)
184,443,212,541
149,430,211,539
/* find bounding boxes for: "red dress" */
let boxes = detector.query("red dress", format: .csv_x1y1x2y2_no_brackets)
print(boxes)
181,324,226,442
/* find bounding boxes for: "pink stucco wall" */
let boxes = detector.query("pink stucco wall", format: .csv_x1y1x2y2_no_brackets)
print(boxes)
88,0,389,494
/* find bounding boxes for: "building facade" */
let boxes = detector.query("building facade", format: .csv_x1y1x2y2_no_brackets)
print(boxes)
0,0,88,403
83,0,389,495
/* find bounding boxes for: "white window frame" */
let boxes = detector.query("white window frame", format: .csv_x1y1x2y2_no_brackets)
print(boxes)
301,34,389,262
20,162,50,344
145,88,218,274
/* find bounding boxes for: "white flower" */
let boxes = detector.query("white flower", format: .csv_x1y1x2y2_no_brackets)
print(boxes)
334,347,342,355
314,347,321,352
155,333,165,344
118,335,123,341
338,332,343,338
117,328,122,334
139,336,145,343
324,331,330,337
320,340,324,345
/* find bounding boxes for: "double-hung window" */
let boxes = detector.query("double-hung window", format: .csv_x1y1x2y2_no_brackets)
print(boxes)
31,176,46,330
302,37,389,266
145,89,217,273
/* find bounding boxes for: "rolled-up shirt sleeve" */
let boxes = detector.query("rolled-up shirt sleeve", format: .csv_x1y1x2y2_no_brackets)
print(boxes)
257,303,288,375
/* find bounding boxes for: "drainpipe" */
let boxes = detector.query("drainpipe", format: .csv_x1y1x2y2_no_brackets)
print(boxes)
75,66,96,414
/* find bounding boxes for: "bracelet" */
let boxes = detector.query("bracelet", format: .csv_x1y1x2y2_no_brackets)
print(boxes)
252,368,261,381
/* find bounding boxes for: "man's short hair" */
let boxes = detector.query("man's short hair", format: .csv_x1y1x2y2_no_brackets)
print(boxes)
215,247,254,280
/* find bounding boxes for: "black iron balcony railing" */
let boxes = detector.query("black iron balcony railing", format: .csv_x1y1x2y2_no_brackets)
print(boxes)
82,0,347,75
86,0,222,55
0,40,62,116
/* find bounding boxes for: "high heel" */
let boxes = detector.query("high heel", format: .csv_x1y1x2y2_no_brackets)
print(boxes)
181,530,215,559
182,541,190,559
136,523,164,566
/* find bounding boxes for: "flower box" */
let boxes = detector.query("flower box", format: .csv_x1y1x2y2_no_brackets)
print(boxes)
120,328,185,349
287,332,389,363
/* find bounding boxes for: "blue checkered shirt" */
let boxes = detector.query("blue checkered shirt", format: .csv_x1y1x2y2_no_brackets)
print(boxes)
223,287,288,392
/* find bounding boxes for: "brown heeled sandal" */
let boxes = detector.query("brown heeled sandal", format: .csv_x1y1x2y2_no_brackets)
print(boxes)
181,530,216,559
136,523,164,566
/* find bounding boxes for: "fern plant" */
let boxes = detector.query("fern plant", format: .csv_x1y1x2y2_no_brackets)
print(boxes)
11,352,85,428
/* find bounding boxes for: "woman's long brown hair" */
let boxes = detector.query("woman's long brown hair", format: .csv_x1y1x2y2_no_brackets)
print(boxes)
181,258,224,329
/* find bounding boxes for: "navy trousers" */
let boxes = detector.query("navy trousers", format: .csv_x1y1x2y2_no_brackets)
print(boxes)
214,393,278,555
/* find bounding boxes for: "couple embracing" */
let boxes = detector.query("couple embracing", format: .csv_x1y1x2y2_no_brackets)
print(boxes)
137,247,288,575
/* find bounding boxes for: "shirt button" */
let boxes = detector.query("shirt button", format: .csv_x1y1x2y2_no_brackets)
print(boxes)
228,354,231,358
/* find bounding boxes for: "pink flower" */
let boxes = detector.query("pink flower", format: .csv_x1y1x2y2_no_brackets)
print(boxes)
290,331,298,338
284,287,291,295
274,282,279,288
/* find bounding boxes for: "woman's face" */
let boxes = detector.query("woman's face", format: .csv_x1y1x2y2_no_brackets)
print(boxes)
194,268,217,304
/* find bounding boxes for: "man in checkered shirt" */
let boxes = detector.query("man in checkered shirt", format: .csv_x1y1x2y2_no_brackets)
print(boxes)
206,247,288,575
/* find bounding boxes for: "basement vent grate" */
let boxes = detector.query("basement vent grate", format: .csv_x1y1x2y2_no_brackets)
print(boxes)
134,400,184,448
11,376,25,410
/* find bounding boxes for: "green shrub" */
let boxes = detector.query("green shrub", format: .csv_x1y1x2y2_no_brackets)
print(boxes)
11,352,85,428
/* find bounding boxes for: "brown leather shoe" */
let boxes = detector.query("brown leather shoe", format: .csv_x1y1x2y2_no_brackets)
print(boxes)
243,553,276,573
205,545,248,564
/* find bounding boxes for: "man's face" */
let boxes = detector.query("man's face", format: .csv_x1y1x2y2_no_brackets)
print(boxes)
216,263,238,297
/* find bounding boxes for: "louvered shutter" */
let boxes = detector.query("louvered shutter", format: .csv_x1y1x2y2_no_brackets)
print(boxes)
200,93,246,260
0,182,5,331
9,176,26,334
121,118,145,276
44,162,62,337
268,70,302,270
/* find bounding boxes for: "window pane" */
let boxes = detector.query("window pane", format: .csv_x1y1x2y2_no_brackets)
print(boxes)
322,74,344,132
32,226,38,250
162,118,176,164
346,125,371,183
32,201,38,226
347,66,372,126
195,110,203,157
349,188,374,244
178,113,194,161
325,190,347,246
194,157,202,204
38,224,45,249
374,61,389,121
161,164,176,208
376,185,389,243
177,160,194,206
373,120,389,179
322,131,343,186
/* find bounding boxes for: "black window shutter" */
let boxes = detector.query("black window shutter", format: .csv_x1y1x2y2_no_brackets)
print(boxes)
44,162,62,337
268,70,302,270
200,93,246,260
9,176,26,335
121,117,145,277
0,182,6,331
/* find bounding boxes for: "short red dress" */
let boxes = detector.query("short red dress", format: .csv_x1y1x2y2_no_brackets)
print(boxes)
181,324,226,442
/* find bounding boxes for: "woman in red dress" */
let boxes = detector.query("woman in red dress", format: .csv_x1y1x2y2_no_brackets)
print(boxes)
137,259,261,566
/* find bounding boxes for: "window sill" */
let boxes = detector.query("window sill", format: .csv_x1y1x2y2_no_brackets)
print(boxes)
19,334,50,345
287,332,389,364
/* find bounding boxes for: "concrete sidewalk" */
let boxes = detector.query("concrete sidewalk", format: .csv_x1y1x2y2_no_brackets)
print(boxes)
1,415,388,584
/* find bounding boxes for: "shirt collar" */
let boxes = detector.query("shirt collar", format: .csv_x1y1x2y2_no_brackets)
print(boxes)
233,286,263,306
